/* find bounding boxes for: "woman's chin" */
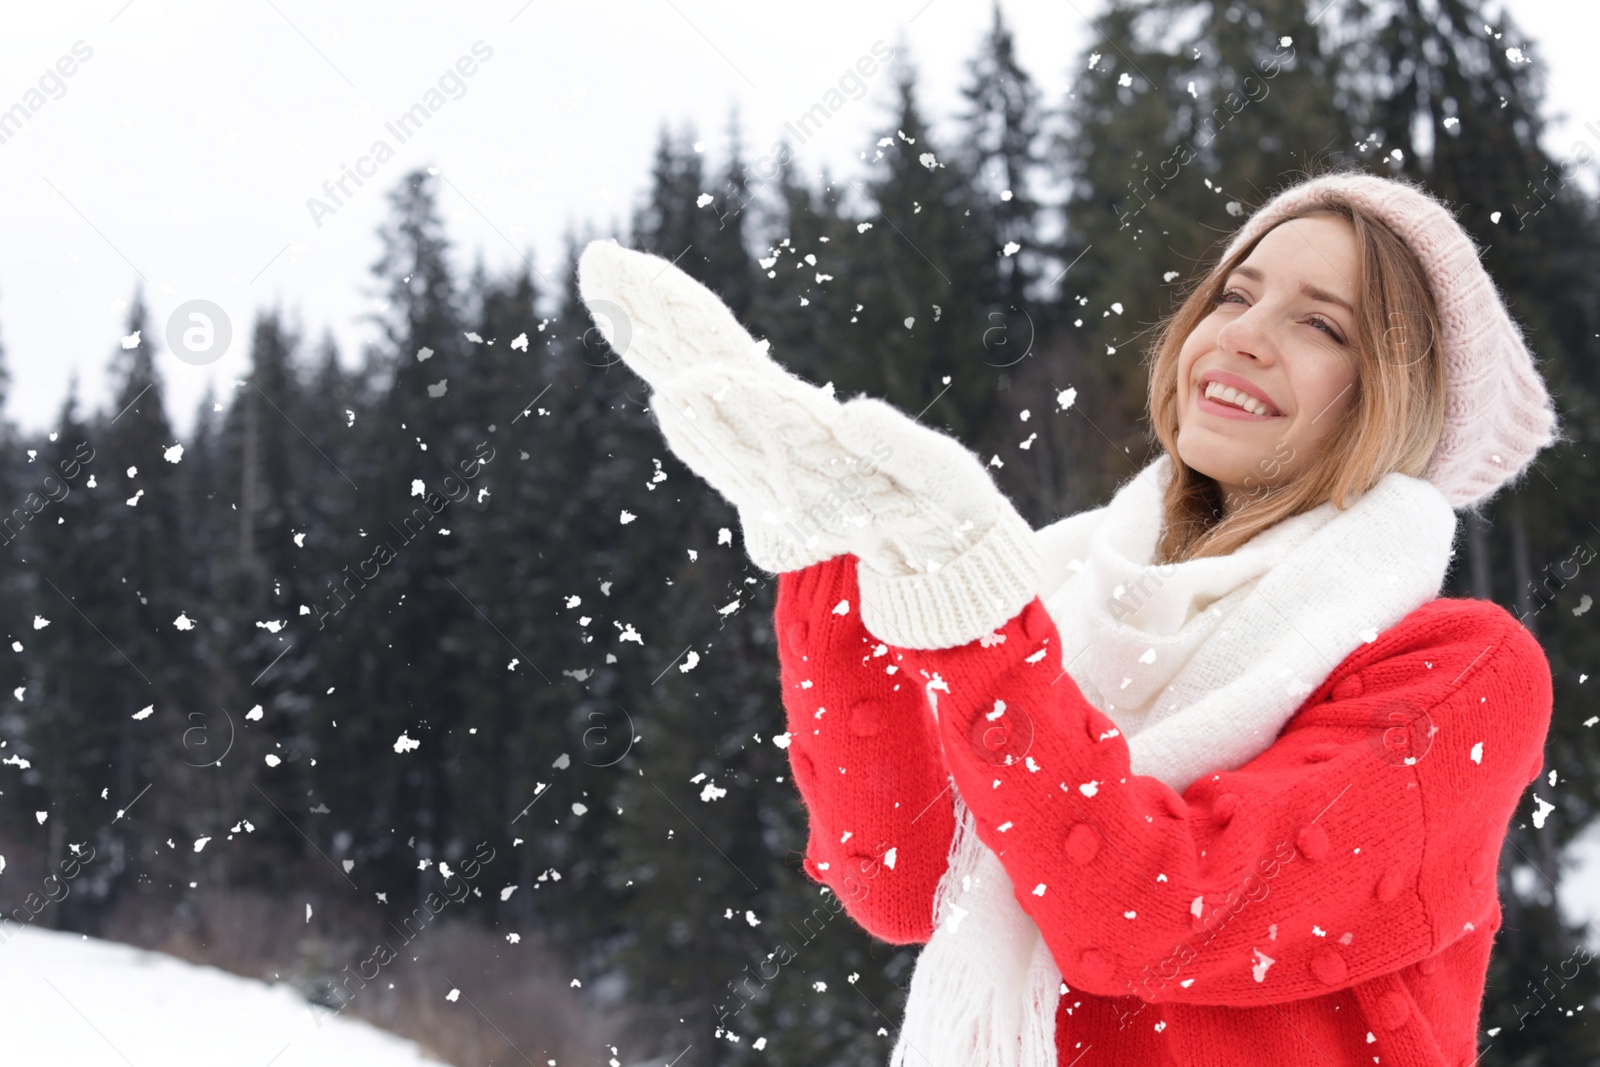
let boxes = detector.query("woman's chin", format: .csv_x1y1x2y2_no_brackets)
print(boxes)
1173,439,1237,486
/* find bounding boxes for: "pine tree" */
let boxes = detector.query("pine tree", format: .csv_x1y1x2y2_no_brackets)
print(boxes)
300,170,483,918
961,1,1044,313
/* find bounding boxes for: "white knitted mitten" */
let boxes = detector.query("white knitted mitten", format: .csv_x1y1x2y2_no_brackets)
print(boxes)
576,239,1040,648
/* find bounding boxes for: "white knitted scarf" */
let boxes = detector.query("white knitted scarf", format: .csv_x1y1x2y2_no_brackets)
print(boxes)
891,453,1459,1067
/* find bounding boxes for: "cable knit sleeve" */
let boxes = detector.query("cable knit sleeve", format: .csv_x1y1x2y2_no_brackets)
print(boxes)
774,555,957,944
887,591,1551,1007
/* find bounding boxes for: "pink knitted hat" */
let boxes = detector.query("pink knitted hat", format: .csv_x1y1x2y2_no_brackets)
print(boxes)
1220,171,1561,511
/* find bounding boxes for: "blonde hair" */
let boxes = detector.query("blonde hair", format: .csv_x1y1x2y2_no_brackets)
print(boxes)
1146,193,1447,563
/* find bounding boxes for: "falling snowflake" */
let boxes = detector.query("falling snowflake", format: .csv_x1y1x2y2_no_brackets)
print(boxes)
416,347,434,362
394,732,421,754
173,613,195,631
132,705,154,720
1532,793,1555,828
427,379,448,398
163,444,183,463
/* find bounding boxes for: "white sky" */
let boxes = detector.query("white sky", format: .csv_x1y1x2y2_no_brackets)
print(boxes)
0,0,1593,437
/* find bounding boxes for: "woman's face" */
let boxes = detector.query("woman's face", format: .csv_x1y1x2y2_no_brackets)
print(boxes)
1174,214,1362,514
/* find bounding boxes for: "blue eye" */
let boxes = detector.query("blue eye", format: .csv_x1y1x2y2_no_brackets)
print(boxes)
1308,317,1346,344
1215,287,1347,344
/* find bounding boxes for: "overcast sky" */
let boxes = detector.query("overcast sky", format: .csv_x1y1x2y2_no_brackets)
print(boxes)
1,0,1594,438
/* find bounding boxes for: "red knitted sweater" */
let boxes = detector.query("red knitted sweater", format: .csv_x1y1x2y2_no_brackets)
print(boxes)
776,555,1553,1067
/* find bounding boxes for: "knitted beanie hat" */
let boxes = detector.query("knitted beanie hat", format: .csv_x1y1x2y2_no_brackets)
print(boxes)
1220,171,1561,511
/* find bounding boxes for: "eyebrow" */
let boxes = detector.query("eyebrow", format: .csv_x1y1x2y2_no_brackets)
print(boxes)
1229,264,1355,315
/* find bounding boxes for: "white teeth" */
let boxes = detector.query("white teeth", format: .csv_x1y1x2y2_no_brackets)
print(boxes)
1204,380,1270,416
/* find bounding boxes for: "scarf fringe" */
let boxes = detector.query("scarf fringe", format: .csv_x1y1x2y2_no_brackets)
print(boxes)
891,799,1062,1067
890,458,1457,1067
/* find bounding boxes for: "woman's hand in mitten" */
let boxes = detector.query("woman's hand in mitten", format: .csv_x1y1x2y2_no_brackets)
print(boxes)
577,239,860,573
827,397,1041,650
575,240,1039,647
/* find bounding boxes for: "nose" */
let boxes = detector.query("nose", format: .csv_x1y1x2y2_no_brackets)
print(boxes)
1213,301,1277,366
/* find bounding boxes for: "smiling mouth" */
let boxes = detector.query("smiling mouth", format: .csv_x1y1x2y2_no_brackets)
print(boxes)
1198,380,1283,419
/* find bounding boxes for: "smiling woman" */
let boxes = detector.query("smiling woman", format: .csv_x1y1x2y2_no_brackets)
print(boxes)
1148,191,1448,560
577,168,1565,1067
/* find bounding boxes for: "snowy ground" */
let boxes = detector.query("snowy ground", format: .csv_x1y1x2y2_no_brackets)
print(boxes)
0,926,445,1066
